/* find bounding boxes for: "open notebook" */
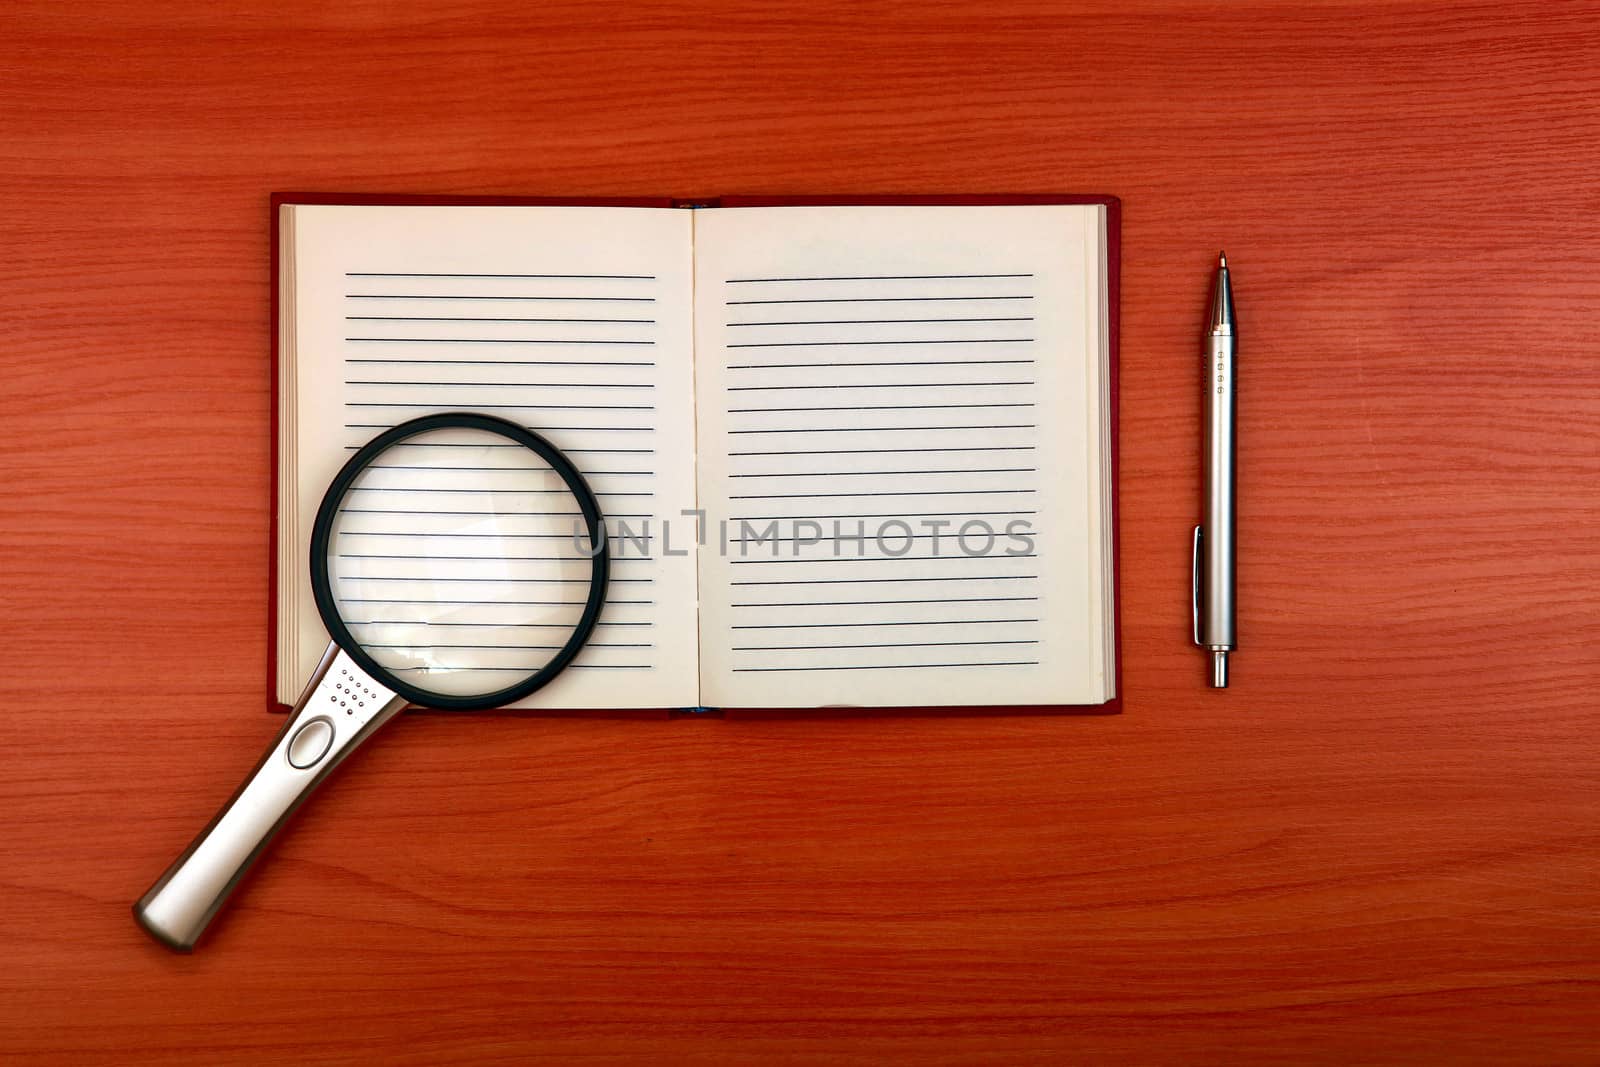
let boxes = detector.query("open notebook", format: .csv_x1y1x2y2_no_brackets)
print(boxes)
273,195,1119,713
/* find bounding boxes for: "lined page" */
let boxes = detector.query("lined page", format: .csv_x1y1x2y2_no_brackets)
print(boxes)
281,204,698,709
692,205,1111,708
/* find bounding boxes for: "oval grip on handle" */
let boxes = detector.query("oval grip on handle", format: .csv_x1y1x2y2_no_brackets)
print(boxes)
134,645,405,951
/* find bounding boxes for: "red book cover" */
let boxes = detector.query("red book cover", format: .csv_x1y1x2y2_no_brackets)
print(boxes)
269,193,1121,717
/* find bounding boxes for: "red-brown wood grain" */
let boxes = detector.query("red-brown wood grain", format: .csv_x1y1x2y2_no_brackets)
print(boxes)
3,1,1598,1062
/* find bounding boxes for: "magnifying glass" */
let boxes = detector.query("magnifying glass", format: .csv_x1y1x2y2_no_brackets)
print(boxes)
134,412,609,951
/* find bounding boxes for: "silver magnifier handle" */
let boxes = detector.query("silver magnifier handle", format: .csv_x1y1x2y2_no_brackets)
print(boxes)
134,644,407,951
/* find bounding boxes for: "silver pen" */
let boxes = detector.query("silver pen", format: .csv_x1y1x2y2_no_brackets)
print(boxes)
1193,251,1236,687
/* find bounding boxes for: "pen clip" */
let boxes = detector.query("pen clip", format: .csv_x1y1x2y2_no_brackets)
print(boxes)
1191,524,1204,647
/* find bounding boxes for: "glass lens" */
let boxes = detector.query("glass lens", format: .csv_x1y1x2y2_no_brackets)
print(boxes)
323,425,600,702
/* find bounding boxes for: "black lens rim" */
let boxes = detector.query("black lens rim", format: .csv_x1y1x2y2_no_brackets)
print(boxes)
309,412,610,711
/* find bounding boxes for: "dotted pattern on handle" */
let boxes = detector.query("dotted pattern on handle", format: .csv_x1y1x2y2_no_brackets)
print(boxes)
326,664,380,716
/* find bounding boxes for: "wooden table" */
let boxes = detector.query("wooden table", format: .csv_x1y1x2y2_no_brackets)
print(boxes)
5,2,1598,1062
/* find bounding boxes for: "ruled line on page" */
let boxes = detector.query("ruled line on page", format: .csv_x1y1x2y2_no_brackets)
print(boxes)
734,639,1037,651
729,446,1035,456
728,531,1044,544
727,317,1034,326
365,411,654,420
728,380,1034,390
727,360,1035,370
730,575,1037,587
342,441,654,449
345,380,655,388
726,339,1033,349
337,553,656,563
337,576,654,584
348,404,656,415
728,554,1038,565
344,419,651,429
365,465,656,475
729,406,1034,416
342,599,649,607
353,404,656,413
348,272,657,280
733,662,1039,672
727,490,1037,500
349,394,655,409
334,534,659,550
733,619,1038,629
340,509,655,519
392,663,658,671
357,641,653,651
344,487,654,496
342,444,657,455
726,273,1034,282
348,316,657,324
731,597,1039,608
346,338,657,345
729,467,1038,478
728,511,1036,521
348,359,657,367
728,424,1036,435
726,296,1033,306
346,294,656,303
340,618,653,626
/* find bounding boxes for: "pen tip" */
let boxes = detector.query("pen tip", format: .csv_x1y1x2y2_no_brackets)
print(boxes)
1218,250,1227,268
